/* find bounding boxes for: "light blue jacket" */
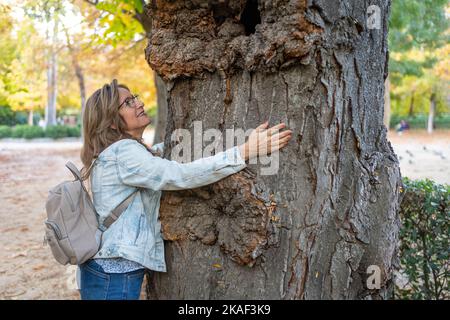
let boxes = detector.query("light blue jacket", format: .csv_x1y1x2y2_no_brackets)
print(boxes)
89,139,247,272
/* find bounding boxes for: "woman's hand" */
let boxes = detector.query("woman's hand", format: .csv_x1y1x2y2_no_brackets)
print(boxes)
238,121,293,161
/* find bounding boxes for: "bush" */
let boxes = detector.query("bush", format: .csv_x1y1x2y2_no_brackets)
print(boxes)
22,126,45,139
11,125,29,138
0,125,12,138
0,105,16,126
45,125,69,139
434,116,450,129
11,125,45,139
395,178,449,300
390,114,450,129
67,125,81,137
1,124,81,139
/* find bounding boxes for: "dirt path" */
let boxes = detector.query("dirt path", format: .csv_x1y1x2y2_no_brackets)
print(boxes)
0,129,448,299
387,129,450,184
0,143,82,299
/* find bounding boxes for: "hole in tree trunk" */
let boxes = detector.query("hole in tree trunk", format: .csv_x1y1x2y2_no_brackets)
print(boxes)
212,2,234,26
240,0,261,35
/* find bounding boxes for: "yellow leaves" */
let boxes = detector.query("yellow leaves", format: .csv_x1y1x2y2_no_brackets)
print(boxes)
212,263,222,269
433,43,450,81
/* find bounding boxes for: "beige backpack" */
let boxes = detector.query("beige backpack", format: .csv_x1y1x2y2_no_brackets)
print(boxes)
44,161,139,265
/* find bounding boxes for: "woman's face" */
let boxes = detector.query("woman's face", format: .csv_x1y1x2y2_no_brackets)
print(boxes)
117,87,151,137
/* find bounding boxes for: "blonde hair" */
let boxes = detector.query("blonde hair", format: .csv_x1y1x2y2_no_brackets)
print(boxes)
80,79,155,181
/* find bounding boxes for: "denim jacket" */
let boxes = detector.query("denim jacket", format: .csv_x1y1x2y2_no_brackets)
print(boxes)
89,139,247,272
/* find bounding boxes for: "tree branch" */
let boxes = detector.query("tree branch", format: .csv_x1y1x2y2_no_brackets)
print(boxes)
108,36,146,60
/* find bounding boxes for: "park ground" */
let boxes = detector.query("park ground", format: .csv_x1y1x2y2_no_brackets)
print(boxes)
0,128,448,299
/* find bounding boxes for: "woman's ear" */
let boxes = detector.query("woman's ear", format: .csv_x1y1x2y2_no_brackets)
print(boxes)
110,124,117,130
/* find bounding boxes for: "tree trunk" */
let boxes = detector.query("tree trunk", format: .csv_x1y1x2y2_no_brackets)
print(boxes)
383,76,391,130
152,72,168,144
63,25,85,137
28,110,34,126
408,92,415,118
70,48,86,135
427,93,435,134
45,16,58,127
144,0,402,300
66,46,86,113
74,62,86,121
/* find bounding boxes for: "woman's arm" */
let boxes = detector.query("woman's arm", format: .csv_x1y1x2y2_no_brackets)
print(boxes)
117,122,292,191
117,140,246,191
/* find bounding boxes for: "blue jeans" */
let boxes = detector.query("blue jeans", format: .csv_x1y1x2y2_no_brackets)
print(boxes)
79,259,145,300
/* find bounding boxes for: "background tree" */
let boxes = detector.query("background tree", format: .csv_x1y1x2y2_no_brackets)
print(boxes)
80,0,167,144
23,0,65,127
0,5,17,108
0,0,158,129
72,0,159,119
145,0,402,299
1,6,47,125
387,0,449,129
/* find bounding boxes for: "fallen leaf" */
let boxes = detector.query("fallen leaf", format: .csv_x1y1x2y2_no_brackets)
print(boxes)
32,264,46,271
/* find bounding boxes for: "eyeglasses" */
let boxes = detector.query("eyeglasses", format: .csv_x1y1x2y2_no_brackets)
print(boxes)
118,94,141,109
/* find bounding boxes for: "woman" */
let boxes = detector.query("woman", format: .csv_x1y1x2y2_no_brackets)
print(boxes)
79,79,292,300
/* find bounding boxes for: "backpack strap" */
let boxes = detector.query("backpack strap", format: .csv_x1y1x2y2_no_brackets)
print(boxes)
66,161,83,181
66,158,97,182
101,189,140,230
65,160,139,231
66,161,91,195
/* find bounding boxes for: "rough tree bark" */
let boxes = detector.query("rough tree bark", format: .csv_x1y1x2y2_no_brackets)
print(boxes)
144,0,402,299
383,77,390,130
152,73,168,144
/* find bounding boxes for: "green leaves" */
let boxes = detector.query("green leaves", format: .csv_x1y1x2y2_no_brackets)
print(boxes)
130,0,144,14
389,0,449,91
396,177,449,300
92,0,145,46
389,0,449,53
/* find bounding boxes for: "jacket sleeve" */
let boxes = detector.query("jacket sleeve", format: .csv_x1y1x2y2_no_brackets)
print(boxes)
116,140,246,191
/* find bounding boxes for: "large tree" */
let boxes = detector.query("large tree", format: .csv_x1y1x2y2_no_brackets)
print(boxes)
144,0,402,299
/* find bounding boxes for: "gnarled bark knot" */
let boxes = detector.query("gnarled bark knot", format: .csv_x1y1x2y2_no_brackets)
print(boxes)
145,0,322,81
160,168,280,266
